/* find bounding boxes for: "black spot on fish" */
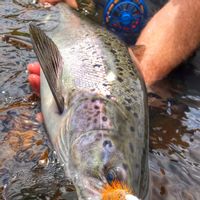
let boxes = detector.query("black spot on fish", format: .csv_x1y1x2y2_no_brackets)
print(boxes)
127,68,132,73
103,83,108,87
125,98,132,103
117,67,123,71
116,59,120,63
91,99,96,103
130,87,135,92
82,58,89,62
125,106,132,111
117,77,123,82
130,126,135,132
111,49,117,54
93,64,101,68
93,118,97,123
129,72,135,76
87,117,91,121
134,113,138,118
123,163,128,171
130,94,136,100
129,142,134,153
94,105,99,110
86,45,93,50
94,111,100,117
102,116,107,122
105,41,111,46
119,72,123,76
103,140,112,148
106,95,111,99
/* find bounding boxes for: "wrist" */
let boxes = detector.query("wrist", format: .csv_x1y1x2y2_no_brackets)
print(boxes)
134,0,200,86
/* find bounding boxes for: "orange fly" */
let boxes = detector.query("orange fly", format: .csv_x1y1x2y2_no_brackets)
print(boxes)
102,181,133,200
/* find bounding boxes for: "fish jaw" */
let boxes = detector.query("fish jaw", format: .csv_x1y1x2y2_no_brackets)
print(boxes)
71,174,141,200
66,129,139,197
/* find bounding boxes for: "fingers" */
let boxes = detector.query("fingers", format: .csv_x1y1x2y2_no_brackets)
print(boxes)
39,0,78,8
39,0,61,5
27,61,40,95
27,62,41,95
27,63,43,121
36,112,44,123
27,62,40,75
28,74,40,96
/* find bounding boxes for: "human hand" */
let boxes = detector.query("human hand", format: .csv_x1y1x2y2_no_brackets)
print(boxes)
27,62,40,96
39,0,78,8
131,0,200,86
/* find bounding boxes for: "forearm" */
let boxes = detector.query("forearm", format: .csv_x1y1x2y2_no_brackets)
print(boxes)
131,0,200,86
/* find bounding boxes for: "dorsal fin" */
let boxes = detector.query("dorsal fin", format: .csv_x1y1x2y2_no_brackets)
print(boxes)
29,23,64,113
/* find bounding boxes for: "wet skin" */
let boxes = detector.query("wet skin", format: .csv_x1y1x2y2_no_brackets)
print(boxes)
40,0,78,8
27,62,40,95
27,62,43,122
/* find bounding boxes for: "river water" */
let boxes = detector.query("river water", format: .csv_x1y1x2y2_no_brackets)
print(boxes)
0,1,200,199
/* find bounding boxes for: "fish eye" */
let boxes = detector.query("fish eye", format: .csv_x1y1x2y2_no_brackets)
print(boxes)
106,167,127,184
106,169,116,184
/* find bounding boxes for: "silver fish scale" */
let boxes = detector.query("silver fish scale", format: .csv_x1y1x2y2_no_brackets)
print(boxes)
56,27,146,141
98,31,147,142
52,20,146,128
62,37,112,97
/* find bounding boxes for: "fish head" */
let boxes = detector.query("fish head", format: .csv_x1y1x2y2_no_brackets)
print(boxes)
70,129,143,199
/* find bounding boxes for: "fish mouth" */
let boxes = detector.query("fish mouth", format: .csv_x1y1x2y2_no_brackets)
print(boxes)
75,175,140,200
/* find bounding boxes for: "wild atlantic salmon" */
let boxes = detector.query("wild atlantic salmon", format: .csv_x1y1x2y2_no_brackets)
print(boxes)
29,2,149,200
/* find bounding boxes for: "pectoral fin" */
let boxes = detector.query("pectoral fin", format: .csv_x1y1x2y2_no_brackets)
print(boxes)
29,24,64,113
